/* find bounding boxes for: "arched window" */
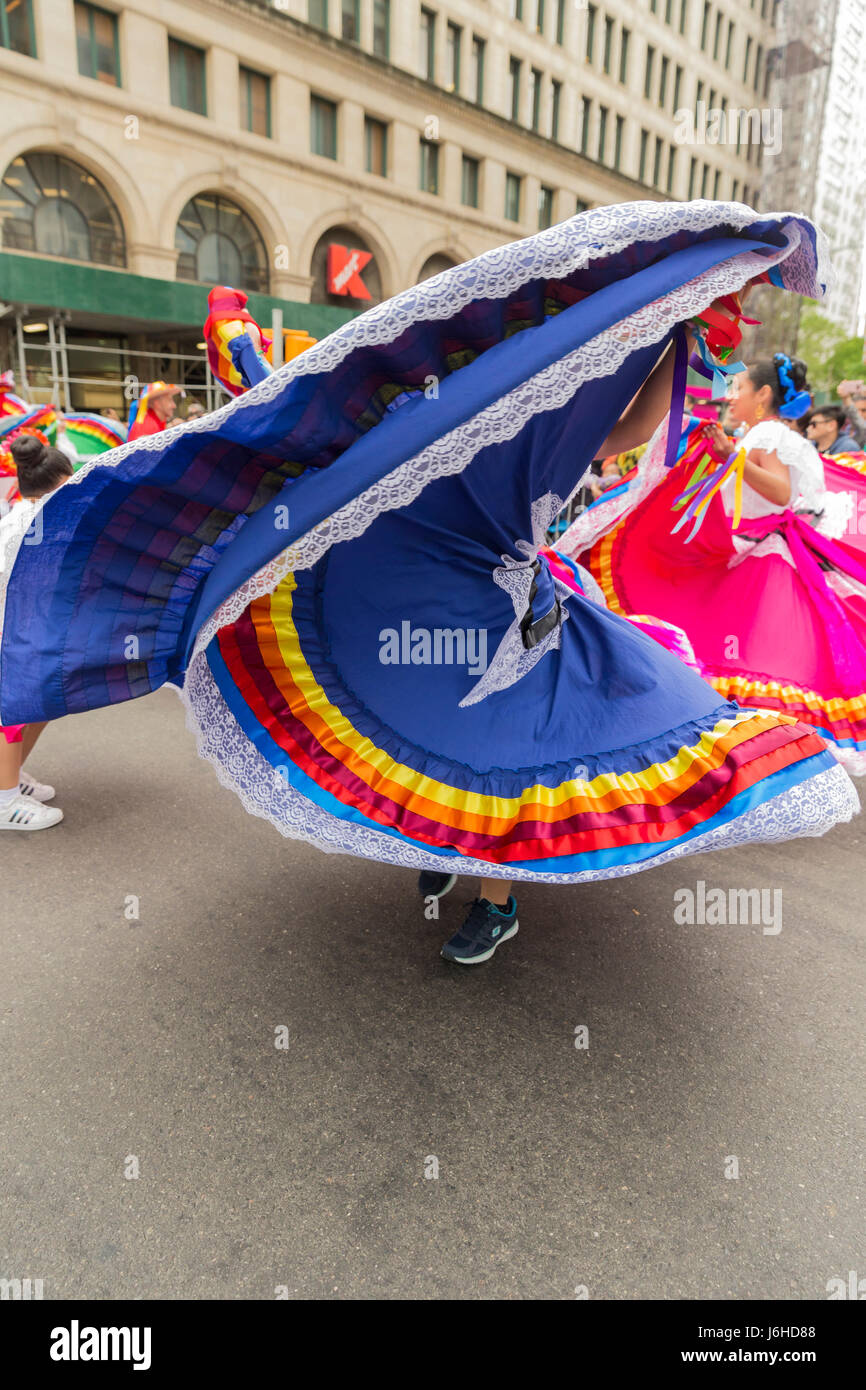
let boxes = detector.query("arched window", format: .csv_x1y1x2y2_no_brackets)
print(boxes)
417,252,459,282
175,193,269,293
0,151,125,266
309,226,381,307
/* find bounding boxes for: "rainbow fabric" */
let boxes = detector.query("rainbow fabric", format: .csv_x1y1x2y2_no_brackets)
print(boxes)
1,201,858,874
203,286,274,397
207,572,834,873
574,437,866,769
63,412,127,458
0,404,56,443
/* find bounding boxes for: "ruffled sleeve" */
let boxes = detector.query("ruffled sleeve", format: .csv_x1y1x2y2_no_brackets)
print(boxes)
741,420,826,511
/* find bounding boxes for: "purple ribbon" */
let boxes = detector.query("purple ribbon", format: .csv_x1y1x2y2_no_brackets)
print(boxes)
663,325,689,470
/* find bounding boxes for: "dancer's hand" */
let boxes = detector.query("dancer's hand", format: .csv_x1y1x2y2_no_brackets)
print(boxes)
704,423,731,455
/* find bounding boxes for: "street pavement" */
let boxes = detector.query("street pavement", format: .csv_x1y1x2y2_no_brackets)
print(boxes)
1,689,864,1300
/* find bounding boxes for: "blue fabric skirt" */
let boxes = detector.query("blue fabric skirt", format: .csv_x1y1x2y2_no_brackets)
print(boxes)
0,201,858,878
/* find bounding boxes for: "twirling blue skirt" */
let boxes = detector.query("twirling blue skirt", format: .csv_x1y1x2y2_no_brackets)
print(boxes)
0,201,858,879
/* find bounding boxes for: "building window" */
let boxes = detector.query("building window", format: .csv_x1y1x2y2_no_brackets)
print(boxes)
308,0,327,28
580,96,591,155
1,150,125,265
731,177,739,202
529,68,542,131
364,115,387,176
743,35,752,83
509,0,523,18
461,154,479,208
420,7,435,81
695,79,703,115
659,54,669,107
74,3,119,85
310,93,338,158
613,113,624,170
597,105,608,161
418,252,458,281
373,0,390,58
341,0,359,42
700,1,710,50
665,0,673,20
619,28,630,83
713,11,722,61
700,162,709,197
419,138,439,194
239,67,270,137
667,144,676,192
653,136,663,187
725,19,734,68
534,0,545,34
169,37,206,115
504,171,522,222
1,0,35,54
638,128,649,182
673,64,683,112
509,56,522,121
688,155,696,198
585,4,596,62
471,35,485,104
555,0,565,45
538,184,554,230
713,167,721,197
679,0,688,35
175,192,268,291
551,78,562,140
575,199,589,214
754,43,763,92
603,16,613,74
644,45,655,100
446,21,461,92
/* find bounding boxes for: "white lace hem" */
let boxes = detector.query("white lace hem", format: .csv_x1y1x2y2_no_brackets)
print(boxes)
177,655,859,882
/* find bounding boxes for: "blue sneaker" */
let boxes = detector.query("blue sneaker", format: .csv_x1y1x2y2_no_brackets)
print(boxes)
441,897,519,965
418,871,457,899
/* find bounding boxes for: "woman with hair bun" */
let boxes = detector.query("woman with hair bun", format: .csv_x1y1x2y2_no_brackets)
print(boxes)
562,352,866,775
0,433,71,830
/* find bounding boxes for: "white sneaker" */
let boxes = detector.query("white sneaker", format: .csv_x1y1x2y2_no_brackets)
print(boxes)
0,793,64,830
19,769,55,802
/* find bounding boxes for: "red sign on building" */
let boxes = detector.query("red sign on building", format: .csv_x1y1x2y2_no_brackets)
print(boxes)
327,243,373,300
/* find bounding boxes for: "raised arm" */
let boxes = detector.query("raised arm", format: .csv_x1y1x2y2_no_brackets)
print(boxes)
704,423,792,507
597,326,696,457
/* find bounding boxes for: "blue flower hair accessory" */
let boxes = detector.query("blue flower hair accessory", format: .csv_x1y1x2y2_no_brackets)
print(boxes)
774,353,811,419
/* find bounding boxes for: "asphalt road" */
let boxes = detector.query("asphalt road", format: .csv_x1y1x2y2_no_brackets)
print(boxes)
1,689,864,1301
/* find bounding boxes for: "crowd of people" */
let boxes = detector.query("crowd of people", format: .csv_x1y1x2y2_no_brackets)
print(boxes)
1,201,864,966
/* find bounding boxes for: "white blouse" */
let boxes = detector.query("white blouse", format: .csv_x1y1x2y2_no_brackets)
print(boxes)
721,419,851,535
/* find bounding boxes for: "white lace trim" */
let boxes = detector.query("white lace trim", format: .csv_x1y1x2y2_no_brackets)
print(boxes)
0,204,822,659
177,658,858,881
56,199,829,499
814,489,854,541
459,491,567,707
190,236,804,662
828,743,866,777
0,500,39,650
728,532,796,570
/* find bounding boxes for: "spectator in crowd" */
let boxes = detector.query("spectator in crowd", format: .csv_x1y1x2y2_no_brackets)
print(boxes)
804,404,859,456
